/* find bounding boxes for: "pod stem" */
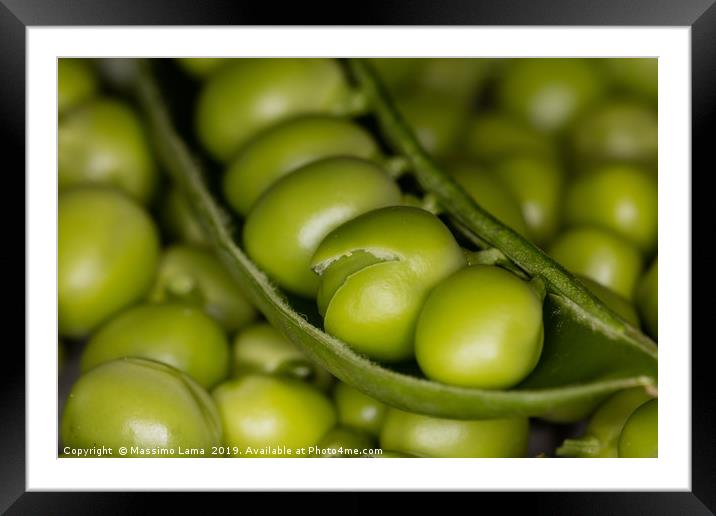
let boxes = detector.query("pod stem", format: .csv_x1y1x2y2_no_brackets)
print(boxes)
555,437,602,458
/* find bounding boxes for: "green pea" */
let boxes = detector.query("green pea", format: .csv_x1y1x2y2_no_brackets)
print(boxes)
578,276,640,327
58,59,97,115
82,303,230,389
177,58,226,78
232,323,333,390
313,427,374,458
380,409,529,458
196,58,353,161
462,113,556,164
334,382,387,437
212,374,336,457
498,58,604,132
565,164,657,252
618,398,658,458
58,99,157,204
636,258,658,339
149,245,256,333
412,58,492,104
570,100,658,170
492,156,563,245
59,187,159,338
160,187,211,247
223,115,381,216
312,206,466,362
449,164,529,237
61,358,222,456
601,58,658,103
243,157,401,297
549,228,643,299
556,387,653,457
416,265,543,389
396,93,466,157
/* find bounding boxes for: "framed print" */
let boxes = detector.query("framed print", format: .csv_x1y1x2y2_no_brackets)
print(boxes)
3,0,712,512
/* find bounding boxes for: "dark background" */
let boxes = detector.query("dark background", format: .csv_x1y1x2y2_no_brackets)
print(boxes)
3,0,712,513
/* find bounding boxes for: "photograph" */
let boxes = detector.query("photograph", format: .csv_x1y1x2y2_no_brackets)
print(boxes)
56,56,659,460
4,9,706,508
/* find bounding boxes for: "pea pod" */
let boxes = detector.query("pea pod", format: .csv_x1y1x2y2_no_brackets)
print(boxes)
129,59,656,420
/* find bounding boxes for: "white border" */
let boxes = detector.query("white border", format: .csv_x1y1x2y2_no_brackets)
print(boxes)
27,27,691,490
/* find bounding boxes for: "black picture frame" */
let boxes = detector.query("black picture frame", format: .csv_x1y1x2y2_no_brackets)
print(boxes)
4,0,710,512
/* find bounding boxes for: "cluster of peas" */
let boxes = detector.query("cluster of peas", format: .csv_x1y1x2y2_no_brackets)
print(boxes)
58,57,657,458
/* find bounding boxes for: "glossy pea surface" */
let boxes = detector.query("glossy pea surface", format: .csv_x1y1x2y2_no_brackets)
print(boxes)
380,409,529,458
61,358,222,456
82,303,230,389
149,245,256,333
223,115,381,215
618,399,658,458
493,156,563,245
334,382,387,437
196,58,352,161
59,188,160,338
549,228,643,299
565,164,657,252
498,58,604,132
416,265,544,389
636,258,658,339
59,99,157,204
212,374,336,457
312,206,466,362
449,165,529,237
243,157,402,297
58,59,97,115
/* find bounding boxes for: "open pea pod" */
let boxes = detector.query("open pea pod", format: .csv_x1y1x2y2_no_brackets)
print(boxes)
130,60,656,420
